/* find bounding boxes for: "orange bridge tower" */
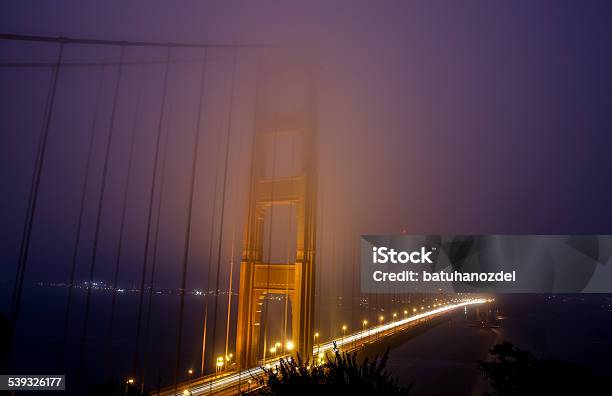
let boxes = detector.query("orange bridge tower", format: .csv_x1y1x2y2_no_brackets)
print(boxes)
236,50,318,367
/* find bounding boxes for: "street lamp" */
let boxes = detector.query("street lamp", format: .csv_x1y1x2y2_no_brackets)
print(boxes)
124,378,135,396
341,325,347,349
187,368,193,388
378,315,384,340
216,356,224,374
286,341,294,352
391,313,397,335
314,332,319,356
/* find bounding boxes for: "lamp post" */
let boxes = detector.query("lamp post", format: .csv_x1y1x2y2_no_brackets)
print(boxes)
362,319,368,340
341,325,347,350
378,315,384,340
124,378,134,396
313,332,319,358
216,356,224,374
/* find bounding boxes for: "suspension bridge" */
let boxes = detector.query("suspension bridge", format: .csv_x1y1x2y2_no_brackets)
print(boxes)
0,33,488,395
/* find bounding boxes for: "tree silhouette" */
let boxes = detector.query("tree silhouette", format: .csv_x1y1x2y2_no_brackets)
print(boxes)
255,343,411,395
478,341,610,395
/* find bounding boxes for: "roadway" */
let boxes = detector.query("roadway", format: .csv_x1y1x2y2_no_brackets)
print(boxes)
158,298,488,396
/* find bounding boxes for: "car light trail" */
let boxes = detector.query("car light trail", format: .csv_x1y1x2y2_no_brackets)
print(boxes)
166,298,487,396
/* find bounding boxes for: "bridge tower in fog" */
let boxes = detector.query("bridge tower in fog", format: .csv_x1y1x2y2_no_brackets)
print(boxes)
236,50,318,367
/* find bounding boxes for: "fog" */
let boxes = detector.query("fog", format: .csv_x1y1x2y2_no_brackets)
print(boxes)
1,1,612,386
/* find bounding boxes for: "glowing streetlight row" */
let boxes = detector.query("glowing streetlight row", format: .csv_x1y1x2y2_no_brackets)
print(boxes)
269,341,294,357
308,299,488,357
165,299,488,396
177,301,480,388
175,302,475,391
308,301,472,353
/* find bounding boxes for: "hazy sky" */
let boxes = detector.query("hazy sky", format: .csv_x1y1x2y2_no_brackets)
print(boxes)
2,3,612,386
2,1,612,293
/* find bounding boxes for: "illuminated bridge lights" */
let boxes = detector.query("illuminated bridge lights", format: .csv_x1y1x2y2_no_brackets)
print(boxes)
168,298,488,396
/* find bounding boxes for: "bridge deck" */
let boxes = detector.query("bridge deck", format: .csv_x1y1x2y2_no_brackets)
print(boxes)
157,299,487,396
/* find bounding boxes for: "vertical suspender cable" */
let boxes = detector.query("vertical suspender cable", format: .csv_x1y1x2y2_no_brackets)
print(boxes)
261,76,280,363
78,44,126,369
140,72,176,390
173,48,208,391
105,64,145,370
315,190,324,346
200,132,221,376
209,50,238,371
62,64,105,350
281,131,297,353
351,220,356,349
224,119,250,361
330,213,336,339
223,53,256,359
200,54,240,371
237,51,262,391
132,46,171,376
224,228,236,359
10,42,64,327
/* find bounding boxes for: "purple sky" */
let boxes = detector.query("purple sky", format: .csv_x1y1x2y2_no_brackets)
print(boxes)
2,3,612,387
1,1,612,294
